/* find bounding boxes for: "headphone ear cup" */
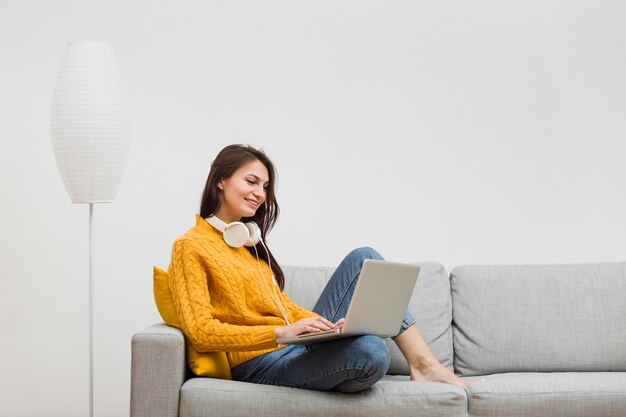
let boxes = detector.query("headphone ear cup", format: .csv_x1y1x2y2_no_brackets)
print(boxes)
244,222,262,247
223,222,251,248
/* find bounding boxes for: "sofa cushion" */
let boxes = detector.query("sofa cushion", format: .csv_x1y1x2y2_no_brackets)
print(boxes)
153,266,181,327
283,262,454,374
179,375,468,417
282,266,334,312
464,372,626,417
451,262,626,376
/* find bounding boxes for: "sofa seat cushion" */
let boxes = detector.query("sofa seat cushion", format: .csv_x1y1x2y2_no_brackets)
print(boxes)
465,372,626,417
179,375,468,417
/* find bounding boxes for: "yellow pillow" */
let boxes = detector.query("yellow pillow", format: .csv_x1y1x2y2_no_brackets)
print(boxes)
153,266,232,380
153,266,181,327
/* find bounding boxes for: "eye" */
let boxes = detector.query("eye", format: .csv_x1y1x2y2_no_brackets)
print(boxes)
246,179,255,185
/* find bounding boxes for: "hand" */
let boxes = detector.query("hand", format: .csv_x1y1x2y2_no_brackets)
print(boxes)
275,317,344,340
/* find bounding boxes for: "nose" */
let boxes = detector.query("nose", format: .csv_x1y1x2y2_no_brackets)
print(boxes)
252,186,265,200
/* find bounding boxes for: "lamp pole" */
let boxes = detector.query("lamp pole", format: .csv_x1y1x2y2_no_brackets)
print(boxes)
89,203,94,417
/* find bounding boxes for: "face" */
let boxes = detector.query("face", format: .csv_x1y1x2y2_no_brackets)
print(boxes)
215,159,270,223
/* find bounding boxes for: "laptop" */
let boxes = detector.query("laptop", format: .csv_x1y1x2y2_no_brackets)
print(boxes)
276,259,420,345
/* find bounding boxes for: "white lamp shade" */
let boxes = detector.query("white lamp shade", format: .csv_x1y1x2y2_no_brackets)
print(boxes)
51,42,131,203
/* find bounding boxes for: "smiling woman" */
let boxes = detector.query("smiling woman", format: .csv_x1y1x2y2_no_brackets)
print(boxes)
197,144,283,287
165,144,467,393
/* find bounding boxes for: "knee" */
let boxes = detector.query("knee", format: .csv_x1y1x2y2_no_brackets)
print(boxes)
347,246,384,262
353,335,390,379
333,336,390,393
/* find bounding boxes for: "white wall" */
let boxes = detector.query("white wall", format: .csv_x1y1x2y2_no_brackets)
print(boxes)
1,1,625,416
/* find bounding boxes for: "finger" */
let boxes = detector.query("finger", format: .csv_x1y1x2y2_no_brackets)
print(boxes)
294,325,317,335
302,317,330,330
316,316,335,328
310,320,331,331
333,318,346,328
320,318,336,330
305,325,323,333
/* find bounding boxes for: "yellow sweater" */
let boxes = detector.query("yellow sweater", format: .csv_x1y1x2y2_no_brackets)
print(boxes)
168,215,317,368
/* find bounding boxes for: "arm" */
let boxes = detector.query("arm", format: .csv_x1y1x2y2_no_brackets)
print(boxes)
130,324,187,417
169,239,277,352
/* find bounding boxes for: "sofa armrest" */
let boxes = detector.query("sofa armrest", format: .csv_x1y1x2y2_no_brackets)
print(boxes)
131,323,189,417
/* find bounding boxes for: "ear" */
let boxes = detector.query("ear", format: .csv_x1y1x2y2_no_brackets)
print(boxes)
217,181,224,190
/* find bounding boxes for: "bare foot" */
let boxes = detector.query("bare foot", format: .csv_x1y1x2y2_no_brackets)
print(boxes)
410,364,470,389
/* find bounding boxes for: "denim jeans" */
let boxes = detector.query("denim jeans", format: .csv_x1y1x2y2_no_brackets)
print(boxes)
231,247,416,393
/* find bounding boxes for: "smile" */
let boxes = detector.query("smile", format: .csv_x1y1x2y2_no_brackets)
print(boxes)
245,198,260,207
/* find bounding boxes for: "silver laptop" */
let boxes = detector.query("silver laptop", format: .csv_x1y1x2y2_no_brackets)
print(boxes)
276,259,420,345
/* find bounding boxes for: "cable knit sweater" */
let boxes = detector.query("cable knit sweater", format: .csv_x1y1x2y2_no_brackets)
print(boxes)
168,215,318,368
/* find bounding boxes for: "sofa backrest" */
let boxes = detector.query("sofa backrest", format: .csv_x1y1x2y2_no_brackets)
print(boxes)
282,262,454,375
450,262,626,376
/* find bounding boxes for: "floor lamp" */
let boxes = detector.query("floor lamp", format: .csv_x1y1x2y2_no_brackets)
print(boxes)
50,42,131,417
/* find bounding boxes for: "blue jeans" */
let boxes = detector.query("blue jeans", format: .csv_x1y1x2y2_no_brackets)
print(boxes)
231,247,416,393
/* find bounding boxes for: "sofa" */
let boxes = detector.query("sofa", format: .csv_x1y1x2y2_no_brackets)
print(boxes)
131,261,626,417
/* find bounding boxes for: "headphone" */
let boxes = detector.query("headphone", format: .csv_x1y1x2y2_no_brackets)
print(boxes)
206,215,262,248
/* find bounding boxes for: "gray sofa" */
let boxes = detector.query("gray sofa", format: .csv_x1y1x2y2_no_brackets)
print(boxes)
131,261,626,417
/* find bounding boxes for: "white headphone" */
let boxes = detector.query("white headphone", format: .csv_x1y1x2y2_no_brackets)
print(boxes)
206,215,262,248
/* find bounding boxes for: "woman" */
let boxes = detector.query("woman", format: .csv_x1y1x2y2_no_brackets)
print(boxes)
168,144,468,392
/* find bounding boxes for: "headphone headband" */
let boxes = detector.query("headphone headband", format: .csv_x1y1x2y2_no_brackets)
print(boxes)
205,215,228,233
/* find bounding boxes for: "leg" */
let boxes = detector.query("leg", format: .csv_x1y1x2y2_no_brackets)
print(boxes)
312,247,384,321
313,247,415,332
314,247,468,388
233,247,390,392
231,335,390,393
394,324,469,388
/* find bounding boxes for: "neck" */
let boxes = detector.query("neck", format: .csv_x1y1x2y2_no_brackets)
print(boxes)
213,209,240,224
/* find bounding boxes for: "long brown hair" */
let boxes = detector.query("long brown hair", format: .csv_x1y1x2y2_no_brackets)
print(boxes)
199,144,285,289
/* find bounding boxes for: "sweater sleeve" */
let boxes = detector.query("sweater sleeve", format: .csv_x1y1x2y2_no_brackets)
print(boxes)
169,239,278,352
